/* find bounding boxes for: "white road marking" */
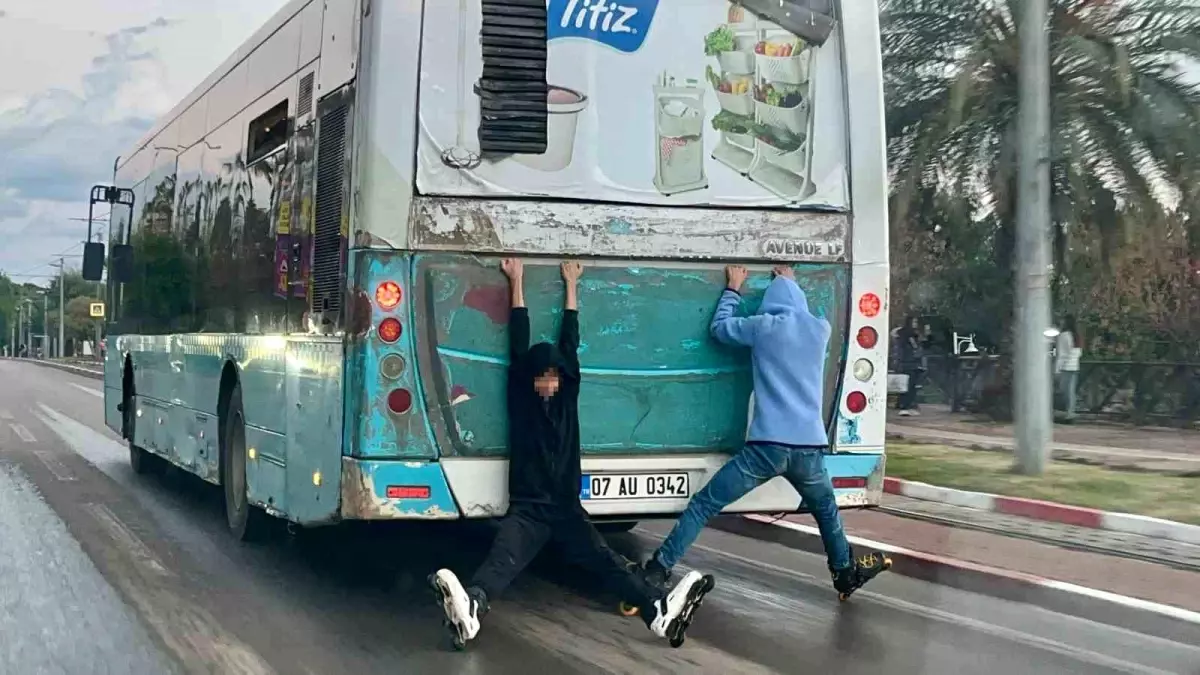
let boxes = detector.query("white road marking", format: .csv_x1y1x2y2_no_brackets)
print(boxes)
742,514,1200,627
35,405,275,675
70,382,104,398
635,525,1200,674
35,404,126,470
33,450,75,482
9,423,36,443
84,503,171,577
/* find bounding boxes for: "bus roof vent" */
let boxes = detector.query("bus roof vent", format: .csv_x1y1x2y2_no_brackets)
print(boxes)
311,97,351,319
477,0,548,155
298,73,315,118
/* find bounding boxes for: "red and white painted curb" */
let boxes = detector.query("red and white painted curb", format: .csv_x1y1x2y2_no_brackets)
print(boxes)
884,477,1200,547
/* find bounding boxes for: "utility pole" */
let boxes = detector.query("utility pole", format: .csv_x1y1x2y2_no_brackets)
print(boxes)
1014,0,1053,475
52,258,65,358
42,291,49,359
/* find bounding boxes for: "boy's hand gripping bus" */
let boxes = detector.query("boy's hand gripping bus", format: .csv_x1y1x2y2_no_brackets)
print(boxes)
88,0,890,540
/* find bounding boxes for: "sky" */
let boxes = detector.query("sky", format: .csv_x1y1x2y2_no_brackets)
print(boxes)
0,0,290,286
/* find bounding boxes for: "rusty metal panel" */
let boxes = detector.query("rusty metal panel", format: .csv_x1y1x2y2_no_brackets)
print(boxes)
285,337,344,524
408,196,849,262
410,254,849,458
342,250,439,459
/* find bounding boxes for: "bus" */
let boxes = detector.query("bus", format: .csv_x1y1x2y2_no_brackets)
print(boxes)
91,0,890,540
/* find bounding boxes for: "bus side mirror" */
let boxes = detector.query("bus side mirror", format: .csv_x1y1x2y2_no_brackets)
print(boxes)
82,242,105,281
111,244,135,284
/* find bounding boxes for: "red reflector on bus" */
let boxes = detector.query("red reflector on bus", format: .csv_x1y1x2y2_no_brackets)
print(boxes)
378,317,402,343
386,485,430,500
858,293,881,318
846,391,867,414
376,281,402,310
832,477,868,489
856,326,878,349
387,388,413,414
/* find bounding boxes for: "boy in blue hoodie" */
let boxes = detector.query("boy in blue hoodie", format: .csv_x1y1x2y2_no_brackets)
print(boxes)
642,265,890,600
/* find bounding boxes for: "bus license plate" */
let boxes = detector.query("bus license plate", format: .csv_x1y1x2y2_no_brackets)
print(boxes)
581,473,689,500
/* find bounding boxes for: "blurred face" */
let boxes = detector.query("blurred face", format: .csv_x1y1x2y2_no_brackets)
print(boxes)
533,368,561,399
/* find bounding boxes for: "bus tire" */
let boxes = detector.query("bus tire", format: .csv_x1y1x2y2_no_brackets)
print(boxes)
129,444,162,476
596,522,638,534
222,383,269,542
124,377,161,476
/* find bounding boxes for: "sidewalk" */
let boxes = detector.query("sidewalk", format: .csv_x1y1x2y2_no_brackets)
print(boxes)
888,405,1200,472
881,493,1200,569
2,357,103,380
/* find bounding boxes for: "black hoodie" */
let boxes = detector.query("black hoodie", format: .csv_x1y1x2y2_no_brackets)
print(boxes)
506,307,583,510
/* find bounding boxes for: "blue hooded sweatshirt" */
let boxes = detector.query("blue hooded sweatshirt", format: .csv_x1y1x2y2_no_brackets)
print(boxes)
710,276,831,447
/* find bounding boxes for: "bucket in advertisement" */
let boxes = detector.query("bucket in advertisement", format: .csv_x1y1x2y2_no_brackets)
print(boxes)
513,85,589,172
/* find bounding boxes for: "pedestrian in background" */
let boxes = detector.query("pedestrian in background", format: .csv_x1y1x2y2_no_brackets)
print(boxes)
1055,315,1083,422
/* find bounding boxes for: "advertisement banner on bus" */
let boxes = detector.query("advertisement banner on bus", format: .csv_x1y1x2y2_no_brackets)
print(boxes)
416,0,849,210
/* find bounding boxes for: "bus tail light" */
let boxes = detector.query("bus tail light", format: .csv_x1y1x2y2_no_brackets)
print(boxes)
856,326,878,349
832,477,867,489
378,317,402,343
387,388,413,414
380,353,406,380
376,281,402,310
387,485,430,499
853,359,874,382
858,293,881,318
846,391,867,414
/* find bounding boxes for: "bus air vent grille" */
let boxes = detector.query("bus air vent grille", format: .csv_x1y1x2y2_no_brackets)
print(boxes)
477,0,547,155
311,102,349,317
298,73,315,118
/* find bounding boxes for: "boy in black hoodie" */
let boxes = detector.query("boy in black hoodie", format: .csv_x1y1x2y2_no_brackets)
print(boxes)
431,259,714,650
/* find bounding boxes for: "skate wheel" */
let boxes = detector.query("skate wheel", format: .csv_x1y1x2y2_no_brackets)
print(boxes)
838,592,850,602
669,633,685,649
882,557,893,570
619,602,640,617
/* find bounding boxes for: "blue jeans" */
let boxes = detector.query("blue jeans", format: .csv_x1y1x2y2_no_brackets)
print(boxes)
656,443,852,571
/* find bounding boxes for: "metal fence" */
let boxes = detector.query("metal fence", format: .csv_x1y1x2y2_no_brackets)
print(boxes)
914,355,1200,427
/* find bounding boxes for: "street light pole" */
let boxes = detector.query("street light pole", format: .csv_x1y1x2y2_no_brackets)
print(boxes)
1014,0,1053,475
57,258,65,358
42,291,49,359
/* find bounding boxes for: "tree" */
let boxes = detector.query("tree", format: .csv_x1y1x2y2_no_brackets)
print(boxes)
0,273,15,350
64,296,103,343
884,0,1200,329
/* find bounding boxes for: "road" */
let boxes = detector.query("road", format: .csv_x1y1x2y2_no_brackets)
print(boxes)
2,359,1199,675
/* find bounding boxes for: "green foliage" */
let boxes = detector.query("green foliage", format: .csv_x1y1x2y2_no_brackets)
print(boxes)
883,0,1200,356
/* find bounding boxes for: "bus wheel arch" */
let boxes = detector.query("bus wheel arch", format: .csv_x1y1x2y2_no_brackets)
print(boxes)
124,357,160,476
218,362,268,541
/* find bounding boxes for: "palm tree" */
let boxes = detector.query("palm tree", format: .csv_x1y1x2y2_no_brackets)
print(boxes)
884,0,1200,284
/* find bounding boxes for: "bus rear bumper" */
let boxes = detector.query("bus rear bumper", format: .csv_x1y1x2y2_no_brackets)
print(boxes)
339,457,461,520
339,452,884,521
440,451,886,520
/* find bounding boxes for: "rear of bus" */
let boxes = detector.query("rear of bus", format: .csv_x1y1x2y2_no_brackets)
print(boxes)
341,0,889,523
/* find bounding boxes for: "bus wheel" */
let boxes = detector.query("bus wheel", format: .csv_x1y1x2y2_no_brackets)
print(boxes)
596,522,638,534
222,383,269,542
129,444,162,476
124,388,160,476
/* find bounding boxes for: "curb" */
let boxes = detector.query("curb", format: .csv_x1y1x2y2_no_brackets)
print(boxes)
884,476,1200,546
2,357,104,382
713,514,1200,643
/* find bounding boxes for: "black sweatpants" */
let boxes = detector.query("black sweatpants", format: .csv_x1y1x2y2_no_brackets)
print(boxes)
469,506,661,625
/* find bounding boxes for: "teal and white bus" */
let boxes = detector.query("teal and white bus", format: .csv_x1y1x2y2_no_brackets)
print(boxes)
92,0,890,540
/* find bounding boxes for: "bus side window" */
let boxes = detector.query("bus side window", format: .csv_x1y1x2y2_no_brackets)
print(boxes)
244,99,293,335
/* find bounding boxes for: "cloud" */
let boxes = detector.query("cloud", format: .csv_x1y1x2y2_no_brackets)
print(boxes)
0,19,167,209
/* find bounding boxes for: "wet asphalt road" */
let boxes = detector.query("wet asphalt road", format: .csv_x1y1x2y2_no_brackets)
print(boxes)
2,359,1199,675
